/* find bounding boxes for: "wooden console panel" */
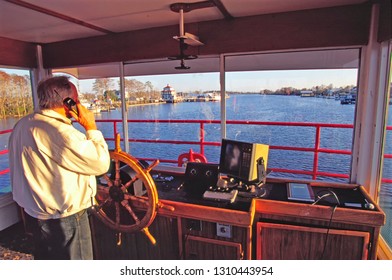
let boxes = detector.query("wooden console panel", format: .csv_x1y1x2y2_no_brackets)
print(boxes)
254,178,385,260
257,222,370,259
89,174,385,260
90,198,255,260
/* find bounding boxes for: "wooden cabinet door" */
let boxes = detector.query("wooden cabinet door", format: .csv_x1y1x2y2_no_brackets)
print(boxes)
185,235,243,260
256,222,370,260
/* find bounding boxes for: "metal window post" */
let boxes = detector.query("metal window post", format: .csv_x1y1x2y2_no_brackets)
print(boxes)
220,54,226,139
119,62,129,153
351,3,390,197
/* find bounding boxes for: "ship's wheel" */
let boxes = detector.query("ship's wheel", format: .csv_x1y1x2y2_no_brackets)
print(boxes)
93,134,174,245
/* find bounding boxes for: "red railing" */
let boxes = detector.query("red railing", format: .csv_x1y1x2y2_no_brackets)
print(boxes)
1,121,391,182
105,120,354,180
0,129,12,176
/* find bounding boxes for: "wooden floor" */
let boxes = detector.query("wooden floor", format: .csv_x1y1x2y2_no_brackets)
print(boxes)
0,222,33,260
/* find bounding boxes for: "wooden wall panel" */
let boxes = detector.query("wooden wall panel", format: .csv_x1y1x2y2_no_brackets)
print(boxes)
42,25,181,68
377,0,392,42
90,214,180,260
42,3,372,69
0,36,37,68
199,3,371,55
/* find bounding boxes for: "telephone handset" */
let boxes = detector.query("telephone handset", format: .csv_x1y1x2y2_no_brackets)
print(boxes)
63,97,79,116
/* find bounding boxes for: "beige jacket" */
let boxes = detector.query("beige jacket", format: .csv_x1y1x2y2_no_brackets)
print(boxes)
8,109,110,219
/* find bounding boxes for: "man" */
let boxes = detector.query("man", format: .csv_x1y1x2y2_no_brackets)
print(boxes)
8,76,110,260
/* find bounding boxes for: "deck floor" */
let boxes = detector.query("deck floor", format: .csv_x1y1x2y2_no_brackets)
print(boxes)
0,222,33,260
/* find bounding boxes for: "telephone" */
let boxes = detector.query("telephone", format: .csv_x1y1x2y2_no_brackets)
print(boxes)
63,97,78,116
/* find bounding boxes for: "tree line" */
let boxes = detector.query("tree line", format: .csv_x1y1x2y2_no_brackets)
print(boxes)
260,84,356,95
90,78,161,102
0,71,33,119
0,73,162,119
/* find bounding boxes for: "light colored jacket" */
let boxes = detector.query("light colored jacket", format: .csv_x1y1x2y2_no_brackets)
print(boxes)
8,109,110,220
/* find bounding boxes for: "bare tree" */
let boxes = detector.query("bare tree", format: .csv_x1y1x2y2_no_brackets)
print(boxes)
123,79,146,99
0,71,32,119
11,74,31,116
92,78,115,100
0,71,10,118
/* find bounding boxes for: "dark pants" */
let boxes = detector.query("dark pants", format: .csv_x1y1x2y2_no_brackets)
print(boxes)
24,209,93,260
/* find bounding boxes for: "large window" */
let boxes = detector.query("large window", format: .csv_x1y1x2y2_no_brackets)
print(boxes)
58,49,360,183
0,68,32,194
224,49,360,182
73,71,221,161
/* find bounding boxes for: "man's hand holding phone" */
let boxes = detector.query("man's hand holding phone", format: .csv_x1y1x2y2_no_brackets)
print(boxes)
64,98,97,131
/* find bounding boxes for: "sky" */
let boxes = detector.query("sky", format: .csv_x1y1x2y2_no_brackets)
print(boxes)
75,69,358,93
72,69,358,93
1,67,358,93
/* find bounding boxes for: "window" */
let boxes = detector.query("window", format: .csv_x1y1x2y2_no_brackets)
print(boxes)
224,49,360,182
0,68,32,194
379,45,392,251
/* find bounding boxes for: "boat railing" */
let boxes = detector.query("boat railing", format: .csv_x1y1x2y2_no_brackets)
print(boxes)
0,121,391,183
0,129,12,177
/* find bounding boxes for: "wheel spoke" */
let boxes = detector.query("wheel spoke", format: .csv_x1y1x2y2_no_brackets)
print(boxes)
97,184,110,194
124,193,149,206
95,197,112,211
121,200,140,224
123,176,139,189
102,174,114,187
115,202,121,225
114,159,121,187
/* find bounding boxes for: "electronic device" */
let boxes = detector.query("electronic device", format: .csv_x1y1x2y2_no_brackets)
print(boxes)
203,187,238,203
183,162,219,198
63,97,78,116
287,182,315,202
219,139,269,183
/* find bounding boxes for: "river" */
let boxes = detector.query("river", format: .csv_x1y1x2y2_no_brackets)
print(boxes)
1,94,390,185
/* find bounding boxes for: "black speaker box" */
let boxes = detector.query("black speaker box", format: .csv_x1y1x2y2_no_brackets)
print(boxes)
183,162,219,197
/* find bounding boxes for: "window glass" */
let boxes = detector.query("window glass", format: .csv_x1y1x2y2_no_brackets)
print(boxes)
76,72,220,162
379,52,392,249
0,68,32,194
57,48,360,183
225,49,359,182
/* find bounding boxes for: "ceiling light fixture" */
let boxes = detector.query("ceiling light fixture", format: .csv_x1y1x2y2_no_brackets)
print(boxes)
168,3,205,70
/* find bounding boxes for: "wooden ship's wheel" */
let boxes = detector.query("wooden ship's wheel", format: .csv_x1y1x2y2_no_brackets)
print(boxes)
93,134,174,245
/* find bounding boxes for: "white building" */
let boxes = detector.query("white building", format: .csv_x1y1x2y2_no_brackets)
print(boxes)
161,84,180,103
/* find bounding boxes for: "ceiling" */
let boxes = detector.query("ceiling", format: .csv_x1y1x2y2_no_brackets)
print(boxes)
0,0,367,44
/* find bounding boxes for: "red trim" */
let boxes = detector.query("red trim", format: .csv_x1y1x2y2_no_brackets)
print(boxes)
0,129,12,135
0,168,10,176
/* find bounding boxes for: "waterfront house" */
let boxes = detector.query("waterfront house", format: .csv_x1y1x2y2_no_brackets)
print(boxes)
161,84,180,103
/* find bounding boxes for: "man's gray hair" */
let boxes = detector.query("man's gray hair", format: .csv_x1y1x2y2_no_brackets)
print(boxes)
37,76,73,109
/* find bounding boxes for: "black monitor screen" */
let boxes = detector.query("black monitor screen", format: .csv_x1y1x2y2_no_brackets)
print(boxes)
219,138,269,183
219,139,252,182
